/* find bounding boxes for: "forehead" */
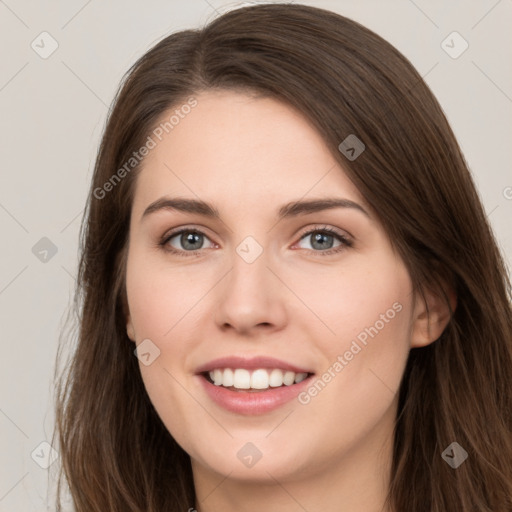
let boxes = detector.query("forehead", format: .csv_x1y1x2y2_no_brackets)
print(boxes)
131,90,365,217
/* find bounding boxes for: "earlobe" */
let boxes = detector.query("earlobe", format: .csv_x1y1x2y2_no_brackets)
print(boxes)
411,285,456,348
121,285,136,342
126,316,136,342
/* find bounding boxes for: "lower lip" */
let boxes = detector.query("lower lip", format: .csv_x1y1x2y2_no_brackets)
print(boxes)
197,374,314,415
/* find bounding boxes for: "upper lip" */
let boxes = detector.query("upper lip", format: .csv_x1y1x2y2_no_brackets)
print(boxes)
195,356,314,375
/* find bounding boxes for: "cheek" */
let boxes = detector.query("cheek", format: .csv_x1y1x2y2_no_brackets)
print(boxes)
125,253,206,339
298,256,413,391
290,264,413,455
125,251,212,405
125,254,200,427
290,256,412,344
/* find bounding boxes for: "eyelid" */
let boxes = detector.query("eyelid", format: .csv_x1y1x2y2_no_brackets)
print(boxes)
295,224,353,243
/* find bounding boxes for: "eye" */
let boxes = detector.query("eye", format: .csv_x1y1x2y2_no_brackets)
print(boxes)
159,225,353,257
295,226,353,255
159,228,215,256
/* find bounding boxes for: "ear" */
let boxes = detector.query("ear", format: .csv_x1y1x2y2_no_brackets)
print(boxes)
411,282,456,348
126,315,136,342
121,287,136,343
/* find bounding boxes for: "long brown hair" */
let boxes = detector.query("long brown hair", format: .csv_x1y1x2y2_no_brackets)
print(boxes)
54,4,512,511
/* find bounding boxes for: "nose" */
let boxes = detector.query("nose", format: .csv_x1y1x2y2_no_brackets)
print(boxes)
213,244,288,336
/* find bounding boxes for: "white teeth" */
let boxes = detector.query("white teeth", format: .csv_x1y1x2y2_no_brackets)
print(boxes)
269,368,283,387
212,369,223,386
233,369,251,389
283,371,296,386
294,372,308,383
207,368,310,390
223,368,234,387
251,369,270,389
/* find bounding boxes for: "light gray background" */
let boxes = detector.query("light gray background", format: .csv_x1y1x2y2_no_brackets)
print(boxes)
0,0,511,510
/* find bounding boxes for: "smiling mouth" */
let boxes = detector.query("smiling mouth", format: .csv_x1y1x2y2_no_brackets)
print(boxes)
201,368,315,392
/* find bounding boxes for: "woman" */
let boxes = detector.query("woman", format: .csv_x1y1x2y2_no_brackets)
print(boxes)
54,3,512,511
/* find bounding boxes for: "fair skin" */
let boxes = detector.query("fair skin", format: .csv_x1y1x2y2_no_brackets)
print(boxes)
125,89,452,512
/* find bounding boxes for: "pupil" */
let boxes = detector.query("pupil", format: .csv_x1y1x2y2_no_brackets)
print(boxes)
312,232,333,250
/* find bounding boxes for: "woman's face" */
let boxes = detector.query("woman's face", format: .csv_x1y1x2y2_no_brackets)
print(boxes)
125,90,423,485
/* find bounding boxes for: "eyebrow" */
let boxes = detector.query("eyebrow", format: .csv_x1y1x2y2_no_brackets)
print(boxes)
141,196,370,221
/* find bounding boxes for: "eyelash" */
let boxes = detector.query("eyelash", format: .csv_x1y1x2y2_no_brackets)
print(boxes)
158,225,353,257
